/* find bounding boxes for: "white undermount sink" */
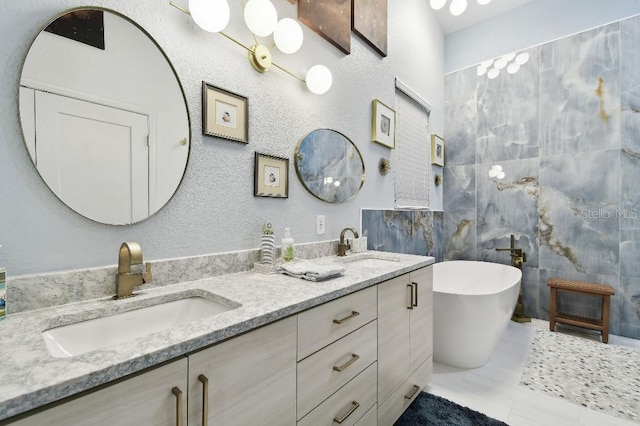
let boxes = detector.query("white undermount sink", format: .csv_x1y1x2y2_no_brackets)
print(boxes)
42,296,237,358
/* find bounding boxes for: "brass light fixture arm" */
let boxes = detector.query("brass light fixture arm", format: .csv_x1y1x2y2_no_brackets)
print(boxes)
169,0,306,83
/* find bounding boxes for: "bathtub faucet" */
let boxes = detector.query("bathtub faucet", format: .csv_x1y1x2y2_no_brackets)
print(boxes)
496,234,526,269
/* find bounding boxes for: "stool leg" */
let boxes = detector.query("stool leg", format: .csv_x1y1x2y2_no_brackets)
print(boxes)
549,287,557,331
602,295,610,344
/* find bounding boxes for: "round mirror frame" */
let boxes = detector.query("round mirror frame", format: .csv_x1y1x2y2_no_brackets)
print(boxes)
294,129,365,204
18,7,191,225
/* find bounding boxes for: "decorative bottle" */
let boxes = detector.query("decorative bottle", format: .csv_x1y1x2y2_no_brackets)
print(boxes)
260,223,275,266
281,228,295,262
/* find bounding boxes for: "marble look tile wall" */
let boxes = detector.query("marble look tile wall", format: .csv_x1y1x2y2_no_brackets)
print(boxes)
361,209,444,262
443,16,640,340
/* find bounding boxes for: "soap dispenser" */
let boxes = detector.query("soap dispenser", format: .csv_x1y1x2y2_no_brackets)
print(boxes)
281,228,295,262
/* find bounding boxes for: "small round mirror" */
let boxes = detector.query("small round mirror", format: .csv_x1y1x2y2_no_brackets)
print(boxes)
294,129,365,203
19,8,190,225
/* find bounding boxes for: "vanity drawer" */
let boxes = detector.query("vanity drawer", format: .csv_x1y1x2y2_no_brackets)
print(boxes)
298,286,376,360
297,320,377,419
297,362,377,426
378,355,432,426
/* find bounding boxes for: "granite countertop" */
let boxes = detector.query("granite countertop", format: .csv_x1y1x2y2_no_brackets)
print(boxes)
0,252,433,421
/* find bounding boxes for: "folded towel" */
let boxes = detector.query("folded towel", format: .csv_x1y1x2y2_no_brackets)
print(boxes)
277,261,345,281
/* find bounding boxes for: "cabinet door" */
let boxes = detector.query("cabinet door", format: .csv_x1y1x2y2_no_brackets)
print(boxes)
377,274,411,405
409,266,433,374
188,316,297,426
9,358,188,426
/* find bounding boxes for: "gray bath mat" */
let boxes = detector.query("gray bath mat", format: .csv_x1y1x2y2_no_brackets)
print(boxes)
519,328,640,423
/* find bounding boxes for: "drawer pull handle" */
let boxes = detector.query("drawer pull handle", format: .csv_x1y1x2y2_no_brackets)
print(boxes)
333,310,360,324
198,374,209,426
333,400,360,424
404,384,420,400
412,281,418,307
407,284,414,310
171,386,184,426
333,353,360,372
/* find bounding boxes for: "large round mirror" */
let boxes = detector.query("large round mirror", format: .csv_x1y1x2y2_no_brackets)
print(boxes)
295,129,365,203
19,8,190,225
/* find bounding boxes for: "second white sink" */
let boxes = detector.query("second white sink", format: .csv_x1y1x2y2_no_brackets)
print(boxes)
42,295,237,358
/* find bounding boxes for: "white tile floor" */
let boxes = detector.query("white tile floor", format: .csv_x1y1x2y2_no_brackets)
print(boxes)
426,319,640,426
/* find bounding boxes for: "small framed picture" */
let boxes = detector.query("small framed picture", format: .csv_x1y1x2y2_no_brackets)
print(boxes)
431,134,445,166
202,82,248,143
371,99,395,149
254,152,289,198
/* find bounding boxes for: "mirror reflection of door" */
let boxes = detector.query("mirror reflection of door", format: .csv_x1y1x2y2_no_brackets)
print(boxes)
19,8,190,225
21,89,149,224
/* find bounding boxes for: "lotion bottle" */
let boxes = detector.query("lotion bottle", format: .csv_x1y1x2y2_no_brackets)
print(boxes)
281,228,295,262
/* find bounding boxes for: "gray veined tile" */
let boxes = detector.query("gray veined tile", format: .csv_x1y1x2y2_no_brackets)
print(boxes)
477,46,540,163
444,67,477,166
619,276,640,340
443,164,476,260
540,23,621,156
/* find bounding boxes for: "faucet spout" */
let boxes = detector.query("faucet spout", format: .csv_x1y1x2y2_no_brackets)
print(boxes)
115,242,152,299
338,228,359,256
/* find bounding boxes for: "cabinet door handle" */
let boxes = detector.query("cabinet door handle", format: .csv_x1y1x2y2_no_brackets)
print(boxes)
404,384,420,400
333,310,360,324
333,400,360,424
171,387,184,426
332,353,360,372
198,374,209,426
412,281,418,307
407,284,414,310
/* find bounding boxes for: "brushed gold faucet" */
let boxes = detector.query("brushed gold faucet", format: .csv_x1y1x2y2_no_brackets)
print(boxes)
115,242,152,299
496,234,526,268
338,228,359,257
496,234,530,323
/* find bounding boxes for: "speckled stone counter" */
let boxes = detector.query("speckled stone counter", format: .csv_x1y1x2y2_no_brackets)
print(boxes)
0,252,433,421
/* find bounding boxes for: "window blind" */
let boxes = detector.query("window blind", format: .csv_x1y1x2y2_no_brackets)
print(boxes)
393,80,431,209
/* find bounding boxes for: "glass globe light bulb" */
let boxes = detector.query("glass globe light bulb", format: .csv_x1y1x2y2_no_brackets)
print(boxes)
430,0,448,10
244,0,278,37
306,65,332,95
515,52,530,65
189,0,230,33
477,0,492,5
450,0,468,16
274,18,303,54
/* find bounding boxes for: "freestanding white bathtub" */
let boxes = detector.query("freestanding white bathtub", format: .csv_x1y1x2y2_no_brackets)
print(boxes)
433,260,521,368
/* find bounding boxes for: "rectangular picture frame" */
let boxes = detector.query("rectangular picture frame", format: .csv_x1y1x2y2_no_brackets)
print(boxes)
254,152,289,198
371,99,395,149
431,134,445,166
202,82,248,143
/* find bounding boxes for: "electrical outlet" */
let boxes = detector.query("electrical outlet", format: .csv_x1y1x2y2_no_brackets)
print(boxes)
316,215,326,235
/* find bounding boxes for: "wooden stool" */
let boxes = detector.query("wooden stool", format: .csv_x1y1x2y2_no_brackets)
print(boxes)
547,278,615,343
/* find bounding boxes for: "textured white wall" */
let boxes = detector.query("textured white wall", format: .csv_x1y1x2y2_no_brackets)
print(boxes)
0,0,444,275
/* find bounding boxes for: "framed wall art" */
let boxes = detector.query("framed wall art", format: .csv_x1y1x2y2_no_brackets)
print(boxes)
254,152,289,198
352,0,387,56
298,0,351,54
371,99,395,149
202,82,248,143
431,134,445,166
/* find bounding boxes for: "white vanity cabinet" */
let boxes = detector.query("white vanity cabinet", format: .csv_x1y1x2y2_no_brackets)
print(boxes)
296,286,378,426
377,266,433,425
187,316,297,425
8,358,189,426
9,317,296,426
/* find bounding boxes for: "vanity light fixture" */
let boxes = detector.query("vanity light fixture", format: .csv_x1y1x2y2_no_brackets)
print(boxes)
477,51,530,79
170,0,333,94
430,0,492,17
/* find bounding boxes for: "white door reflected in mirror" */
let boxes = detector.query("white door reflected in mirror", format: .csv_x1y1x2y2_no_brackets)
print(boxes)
19,8,190,225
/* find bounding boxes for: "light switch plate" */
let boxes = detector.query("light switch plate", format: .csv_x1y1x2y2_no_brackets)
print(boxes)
316,215,326,235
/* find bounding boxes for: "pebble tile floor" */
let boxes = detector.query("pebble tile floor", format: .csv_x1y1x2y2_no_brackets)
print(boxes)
426,319,640,425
